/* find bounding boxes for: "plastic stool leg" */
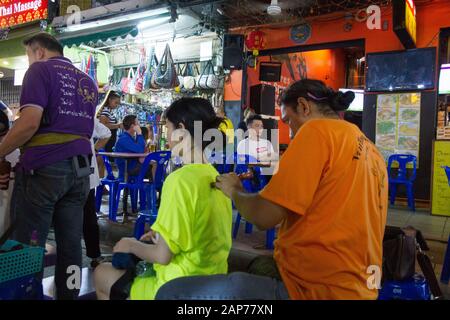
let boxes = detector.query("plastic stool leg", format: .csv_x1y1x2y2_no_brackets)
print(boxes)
408,185,416,211
108,183,116,221
111,185,123,222
389,183,397,205
130,188,138,213
233,214,241,239
134,215,146,240
441,235,450,284
266,228,275,250
139,187,146,211
245,222,253,234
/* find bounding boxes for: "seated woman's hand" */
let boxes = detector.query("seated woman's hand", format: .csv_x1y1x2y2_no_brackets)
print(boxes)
113,237,138,254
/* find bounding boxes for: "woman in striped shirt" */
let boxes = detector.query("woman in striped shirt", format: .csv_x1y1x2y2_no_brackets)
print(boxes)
97,90,122,153
96,90,122,179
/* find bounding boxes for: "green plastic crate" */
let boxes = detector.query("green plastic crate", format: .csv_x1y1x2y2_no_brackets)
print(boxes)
0,240,44,284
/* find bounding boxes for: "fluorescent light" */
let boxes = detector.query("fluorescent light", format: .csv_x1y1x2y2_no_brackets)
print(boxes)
138,17,171,31
64,10,171,33
2,61,9,66
417,84,424,89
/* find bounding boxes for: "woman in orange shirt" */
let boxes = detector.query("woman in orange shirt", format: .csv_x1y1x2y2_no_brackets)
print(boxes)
155,79,388,300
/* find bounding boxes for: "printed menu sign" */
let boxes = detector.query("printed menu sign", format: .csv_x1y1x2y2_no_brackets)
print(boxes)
431,140,450,217
0,0,48,29
375,93,421,166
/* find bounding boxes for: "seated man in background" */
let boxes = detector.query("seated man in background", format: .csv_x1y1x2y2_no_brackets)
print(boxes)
237,114,275,163
114,115,146,181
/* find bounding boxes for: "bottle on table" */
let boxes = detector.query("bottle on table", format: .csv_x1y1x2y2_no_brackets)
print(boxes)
135,261,156,278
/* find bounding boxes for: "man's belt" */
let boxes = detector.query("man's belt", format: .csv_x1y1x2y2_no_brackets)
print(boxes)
22,133,90,151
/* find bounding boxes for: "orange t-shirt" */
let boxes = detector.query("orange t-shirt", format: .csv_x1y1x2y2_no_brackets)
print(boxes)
260,119,388,300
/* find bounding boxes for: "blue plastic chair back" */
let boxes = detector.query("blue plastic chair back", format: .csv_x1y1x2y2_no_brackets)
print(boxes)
387,154,417,182
233,153,262,193
209,151,234,174
98,149,116,180
136,151,172,191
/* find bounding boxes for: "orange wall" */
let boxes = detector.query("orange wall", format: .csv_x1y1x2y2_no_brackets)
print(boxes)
224,70,243,101
224,0,450,144
246,49,347,144
236,0,450,53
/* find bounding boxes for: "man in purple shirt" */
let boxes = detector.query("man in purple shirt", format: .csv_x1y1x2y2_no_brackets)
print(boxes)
0,33,97,300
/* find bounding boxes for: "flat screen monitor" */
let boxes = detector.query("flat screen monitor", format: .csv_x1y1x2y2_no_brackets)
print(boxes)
439,64,450,94
339,88,364,112
366,47,436,92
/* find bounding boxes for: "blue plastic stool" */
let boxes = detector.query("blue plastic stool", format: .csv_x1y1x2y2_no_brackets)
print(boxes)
388,154,417,211
95,150,119,221
232,153,276,249
0,275,43,300
133,152,172,240
378,274,431,300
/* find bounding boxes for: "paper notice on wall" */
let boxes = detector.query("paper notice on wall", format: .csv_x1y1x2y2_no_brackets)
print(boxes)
375,92,421,167
431,140,450,216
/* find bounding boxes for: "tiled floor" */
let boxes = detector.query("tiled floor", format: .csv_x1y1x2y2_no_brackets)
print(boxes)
43,202,450,299
386,206,449,241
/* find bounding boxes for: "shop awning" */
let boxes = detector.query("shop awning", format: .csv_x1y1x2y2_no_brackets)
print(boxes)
0,22,42,59
58,26,139,48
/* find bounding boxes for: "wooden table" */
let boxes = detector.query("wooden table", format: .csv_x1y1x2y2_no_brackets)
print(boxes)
98,152,149,222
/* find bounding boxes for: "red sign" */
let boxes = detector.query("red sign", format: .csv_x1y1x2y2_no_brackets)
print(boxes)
0,0,48,29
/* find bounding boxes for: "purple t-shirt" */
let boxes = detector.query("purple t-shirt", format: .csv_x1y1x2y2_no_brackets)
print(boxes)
19,56,98,171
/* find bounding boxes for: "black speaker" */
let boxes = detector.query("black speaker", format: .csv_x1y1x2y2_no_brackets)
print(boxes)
261,118,278,144
250,84,275,116
259,62,282,82
223,34,244,70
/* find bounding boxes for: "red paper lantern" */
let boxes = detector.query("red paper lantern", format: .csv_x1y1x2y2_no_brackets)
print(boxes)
246,30,266,52
245,30,266,69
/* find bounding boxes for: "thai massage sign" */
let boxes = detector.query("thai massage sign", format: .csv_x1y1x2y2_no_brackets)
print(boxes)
393,0,416,49
0,0,48,29
405,0,417,44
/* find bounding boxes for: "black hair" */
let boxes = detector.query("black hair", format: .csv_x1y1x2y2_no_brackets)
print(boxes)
123,115,137,131
281,79,355,115
97,90,121,117
105,90,121,106
23,32,64,56
164,97,224,150
141,126,149,141
246,114,263,126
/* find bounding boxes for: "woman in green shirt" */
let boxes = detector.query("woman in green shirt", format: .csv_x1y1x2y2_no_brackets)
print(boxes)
94,98,233,300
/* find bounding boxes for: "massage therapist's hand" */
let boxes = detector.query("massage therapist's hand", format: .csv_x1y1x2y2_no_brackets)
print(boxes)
113,237,139,254
214,173,245,199
0,173,9,190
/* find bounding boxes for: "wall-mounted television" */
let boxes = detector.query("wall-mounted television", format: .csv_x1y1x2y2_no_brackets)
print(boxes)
339,88,364,112
439,64,450,94
366,47,436,92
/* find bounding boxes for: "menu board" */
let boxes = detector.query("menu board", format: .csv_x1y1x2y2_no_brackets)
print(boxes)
431,140,450,217
375,93,421,166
